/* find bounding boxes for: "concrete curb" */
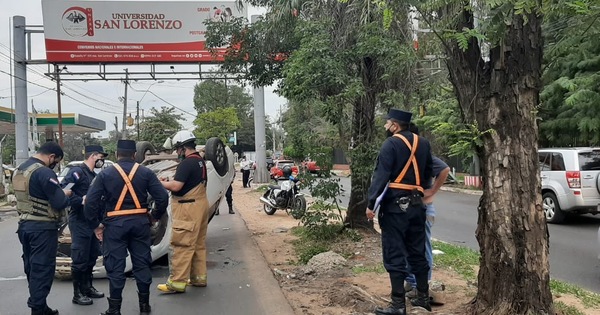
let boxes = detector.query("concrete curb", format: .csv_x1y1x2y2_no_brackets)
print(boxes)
440,186,483,196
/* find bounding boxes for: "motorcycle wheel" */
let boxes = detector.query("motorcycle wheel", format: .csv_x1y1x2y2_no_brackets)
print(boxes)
291,195,307,219
264,203,277,215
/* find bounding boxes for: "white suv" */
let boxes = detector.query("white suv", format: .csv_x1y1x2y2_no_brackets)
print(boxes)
539,148,600,223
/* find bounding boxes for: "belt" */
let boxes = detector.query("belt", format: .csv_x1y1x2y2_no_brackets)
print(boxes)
177,199,195,204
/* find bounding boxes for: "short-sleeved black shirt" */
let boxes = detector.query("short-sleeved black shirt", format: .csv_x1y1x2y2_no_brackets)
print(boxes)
173,152,206,196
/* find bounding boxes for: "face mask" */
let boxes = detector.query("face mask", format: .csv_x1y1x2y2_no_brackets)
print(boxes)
95,159,105,169
48,157,58,169
385,127,394,138
177,148,185,161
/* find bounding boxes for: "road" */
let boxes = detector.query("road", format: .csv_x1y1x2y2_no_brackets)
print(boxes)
329,176,600,293
0,203,294,315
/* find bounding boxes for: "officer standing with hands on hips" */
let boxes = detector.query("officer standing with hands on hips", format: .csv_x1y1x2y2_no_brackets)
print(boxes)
13,141,71,315
61,145,108,306
366,109,433,315
84,140,168,315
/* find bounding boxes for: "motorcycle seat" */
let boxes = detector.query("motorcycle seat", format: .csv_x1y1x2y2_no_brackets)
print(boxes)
269,185,281,190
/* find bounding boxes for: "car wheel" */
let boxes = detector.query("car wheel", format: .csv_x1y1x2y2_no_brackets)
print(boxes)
205,137,229,176
148,198,168,246
264,204,277,215
543,192,566,224
291,195,307,219
135,141,156,163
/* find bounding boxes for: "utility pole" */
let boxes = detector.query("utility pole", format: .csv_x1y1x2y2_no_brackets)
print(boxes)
114,116,119,141
55,64,63,147
251,14,269,183
13,16,28,166
121,69,129,140
136,101,140,141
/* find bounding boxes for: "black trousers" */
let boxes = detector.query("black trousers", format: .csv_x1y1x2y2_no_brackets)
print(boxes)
103,216,152,299
17,221,58,310
225,184,233,206
379,204,430,296
69,214,101,273
242,170,250,188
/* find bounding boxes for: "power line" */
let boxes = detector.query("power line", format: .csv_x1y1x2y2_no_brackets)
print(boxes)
0,68,54,91
61,93,122,114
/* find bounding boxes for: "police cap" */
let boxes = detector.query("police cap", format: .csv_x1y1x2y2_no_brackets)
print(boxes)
117,140,136,153
387,109,412,123
85,145,108,157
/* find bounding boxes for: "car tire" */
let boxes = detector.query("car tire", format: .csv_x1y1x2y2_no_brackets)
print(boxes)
135,141,156,163
205,137,228,176
148,197,168,246
543,192,566,224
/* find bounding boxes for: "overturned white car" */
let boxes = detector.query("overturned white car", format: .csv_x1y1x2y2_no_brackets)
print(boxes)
56,137,234,279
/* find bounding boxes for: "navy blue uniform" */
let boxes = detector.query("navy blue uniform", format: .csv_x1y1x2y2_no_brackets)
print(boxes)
367,130,433,296
17,158,69,311
84,159,168,299
61,165,100,274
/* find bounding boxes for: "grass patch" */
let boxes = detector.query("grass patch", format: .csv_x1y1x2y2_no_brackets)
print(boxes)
352,263,386,275
291,224,362,264
554,301,585,315
432,241,479,281
550,280,600,308
254,185,270,192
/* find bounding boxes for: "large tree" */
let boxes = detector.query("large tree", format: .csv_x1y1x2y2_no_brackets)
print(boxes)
137,106,184,150
412,0,552,313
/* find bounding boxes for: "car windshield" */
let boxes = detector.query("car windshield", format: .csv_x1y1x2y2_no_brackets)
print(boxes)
58,166,72,178
579,151,600,170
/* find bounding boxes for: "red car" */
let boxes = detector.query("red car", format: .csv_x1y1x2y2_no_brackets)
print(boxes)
270,160,299,179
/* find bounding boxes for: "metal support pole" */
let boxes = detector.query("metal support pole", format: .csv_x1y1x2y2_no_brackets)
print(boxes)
13,16,28,166
55,64,64,147
252,15,268,183
136,101,140,141
121,69,129,140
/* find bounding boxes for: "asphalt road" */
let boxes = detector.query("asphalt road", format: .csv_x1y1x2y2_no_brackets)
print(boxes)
0,203,294,315
328,176,600,293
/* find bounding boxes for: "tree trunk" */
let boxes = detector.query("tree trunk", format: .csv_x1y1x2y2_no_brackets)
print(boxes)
345,57,378,229
444,4,553,314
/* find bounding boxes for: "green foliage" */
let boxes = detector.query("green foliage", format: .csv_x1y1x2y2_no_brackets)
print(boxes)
291,224,361,264
137,106,184,150
431,240,480,281
1,135,15,165
194,107,240,144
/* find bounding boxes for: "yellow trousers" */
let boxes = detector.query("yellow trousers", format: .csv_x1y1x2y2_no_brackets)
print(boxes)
168,184,209,288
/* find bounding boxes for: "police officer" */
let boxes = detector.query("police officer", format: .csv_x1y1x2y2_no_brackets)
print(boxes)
366,109,433,315
84,140,168,315
13,141,71,315
61,145,108,306
157,131,209,293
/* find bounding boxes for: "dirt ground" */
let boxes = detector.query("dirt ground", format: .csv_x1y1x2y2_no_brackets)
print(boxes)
230,177,599,315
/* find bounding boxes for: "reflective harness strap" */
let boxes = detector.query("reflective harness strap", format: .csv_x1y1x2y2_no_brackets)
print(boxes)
186,154,207,183
106,163,147,217
388,134,424,193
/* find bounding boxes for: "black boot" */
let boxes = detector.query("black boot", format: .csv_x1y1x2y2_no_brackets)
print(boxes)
83,270,105,298
72,270,93,305
138,292,151,314
101,298,122,315
410,290,432,311
375,294,406,315
43,306,59,315
31,306,59,315
228,205,235,214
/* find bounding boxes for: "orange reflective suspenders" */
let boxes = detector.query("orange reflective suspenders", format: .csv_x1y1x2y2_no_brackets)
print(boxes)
387,134,425,194
106,163,148,217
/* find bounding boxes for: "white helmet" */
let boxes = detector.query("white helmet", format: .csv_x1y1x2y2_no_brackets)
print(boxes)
171,130,196,148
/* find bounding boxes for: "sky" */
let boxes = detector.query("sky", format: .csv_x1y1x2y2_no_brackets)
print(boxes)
0,0,287,138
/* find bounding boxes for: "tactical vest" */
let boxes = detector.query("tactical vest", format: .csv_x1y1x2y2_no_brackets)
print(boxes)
12,162,64,222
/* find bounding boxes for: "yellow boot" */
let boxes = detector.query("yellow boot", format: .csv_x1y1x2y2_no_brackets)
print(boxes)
157,279,186,293
187,275,207,287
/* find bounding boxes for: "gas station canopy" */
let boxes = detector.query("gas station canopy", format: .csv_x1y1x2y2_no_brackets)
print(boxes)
0,106,106,134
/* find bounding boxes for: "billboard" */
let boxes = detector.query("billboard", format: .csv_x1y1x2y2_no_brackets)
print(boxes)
41,0,246,63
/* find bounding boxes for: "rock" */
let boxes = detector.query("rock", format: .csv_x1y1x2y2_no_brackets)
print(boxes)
306,251,347,274
273,268,288,276
272,227,289,233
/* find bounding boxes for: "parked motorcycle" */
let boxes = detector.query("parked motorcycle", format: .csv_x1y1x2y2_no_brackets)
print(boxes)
259,175,306,219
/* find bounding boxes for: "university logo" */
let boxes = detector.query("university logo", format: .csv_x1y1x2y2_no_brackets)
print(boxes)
62,7,94,37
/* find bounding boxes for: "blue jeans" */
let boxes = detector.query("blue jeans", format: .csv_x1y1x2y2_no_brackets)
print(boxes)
405,203,435,288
